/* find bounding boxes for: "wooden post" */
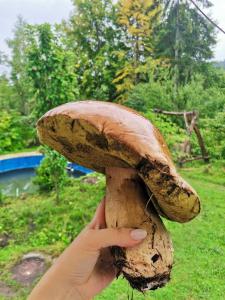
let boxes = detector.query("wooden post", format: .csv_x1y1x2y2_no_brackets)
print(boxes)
153,109,210,165
193,125,209,163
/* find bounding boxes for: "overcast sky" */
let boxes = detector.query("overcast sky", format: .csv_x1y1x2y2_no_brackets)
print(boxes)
0,0,225,68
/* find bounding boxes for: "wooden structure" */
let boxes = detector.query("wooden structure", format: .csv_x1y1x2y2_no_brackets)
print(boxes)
153,109,210,166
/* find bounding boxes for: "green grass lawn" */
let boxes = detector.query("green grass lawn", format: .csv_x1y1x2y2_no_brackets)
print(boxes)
0,166,225,299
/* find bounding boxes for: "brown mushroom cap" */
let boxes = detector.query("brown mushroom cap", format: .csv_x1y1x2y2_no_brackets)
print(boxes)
37,100,200,223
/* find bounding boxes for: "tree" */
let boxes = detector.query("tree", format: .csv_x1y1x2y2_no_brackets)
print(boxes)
7,17,32,115
34,147,69,202
65,0,119,100
156,0,216,105
26,23,79,118
0,75,18,111
214,60,225,70
0,51,8,66
113,0,161,101
0,110,33,153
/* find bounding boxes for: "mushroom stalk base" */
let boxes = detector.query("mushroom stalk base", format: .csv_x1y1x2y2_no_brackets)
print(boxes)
105,167,173,291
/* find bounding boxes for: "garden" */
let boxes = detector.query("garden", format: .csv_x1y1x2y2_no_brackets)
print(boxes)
0,0,225,299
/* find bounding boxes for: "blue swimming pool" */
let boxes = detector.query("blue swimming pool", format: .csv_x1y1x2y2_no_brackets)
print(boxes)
0,154,92,196
0,155,44,174
0,155,92,175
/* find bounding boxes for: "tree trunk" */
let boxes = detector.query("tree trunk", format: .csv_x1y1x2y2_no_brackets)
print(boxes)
173,0,180,105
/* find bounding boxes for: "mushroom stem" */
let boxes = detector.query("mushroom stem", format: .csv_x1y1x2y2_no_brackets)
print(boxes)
105,167,173,291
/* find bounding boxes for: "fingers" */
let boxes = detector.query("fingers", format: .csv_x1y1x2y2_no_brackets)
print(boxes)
81,227,147,250
88,198,106,229
84,198,147,251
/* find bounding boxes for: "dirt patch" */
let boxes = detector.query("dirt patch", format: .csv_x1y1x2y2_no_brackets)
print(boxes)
0,233,10,248
11,252,51,286
82,176,98,185
0,281,15,297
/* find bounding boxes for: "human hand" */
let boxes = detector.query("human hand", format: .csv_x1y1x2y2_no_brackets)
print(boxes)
28,198,147,300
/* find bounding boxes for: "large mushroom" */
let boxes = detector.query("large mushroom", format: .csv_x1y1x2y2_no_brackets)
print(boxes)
37,100,200,291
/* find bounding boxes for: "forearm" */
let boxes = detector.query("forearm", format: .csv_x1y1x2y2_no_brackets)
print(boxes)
28,281,85,300
28,266,85,300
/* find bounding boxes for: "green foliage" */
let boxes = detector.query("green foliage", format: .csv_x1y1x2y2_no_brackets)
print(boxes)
180,160,225,186
75,47,118,100
126,72,225,161
125,79,174,112
126,66,225,118
0,169,225,299
214,60,225,70
176,74,225,115
0,0,224,162
66,0,119,100
7,16,32,115
26,23,79,118
157,1,216,91
0,189,3,206
200,112,225,160
203,63,225,90
0,50,8,65
0,174,104,253
0,75,18,112
33,147,69,201
144,111,186,160
0,110,33,154
113,0,161,101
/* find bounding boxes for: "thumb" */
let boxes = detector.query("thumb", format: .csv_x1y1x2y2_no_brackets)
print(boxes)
81,227,147,251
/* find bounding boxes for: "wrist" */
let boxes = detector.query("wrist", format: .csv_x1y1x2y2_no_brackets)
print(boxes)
71,286,92,300
64,286,85,300
29,283,86,300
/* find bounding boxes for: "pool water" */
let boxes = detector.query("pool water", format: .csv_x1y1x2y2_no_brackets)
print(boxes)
0,169,38,197
0,168,86,197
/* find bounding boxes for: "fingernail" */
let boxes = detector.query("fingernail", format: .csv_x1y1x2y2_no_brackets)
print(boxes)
130,229,147,241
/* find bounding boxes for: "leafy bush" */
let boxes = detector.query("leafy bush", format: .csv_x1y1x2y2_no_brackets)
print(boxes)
33,147,69,201
200,112,225,160
125,80,174,113
126,71,225,121
0,75,18,112
178,75,225,117
144,112,186,160
0,189,3,206
124,72,225,162
0,110,33,154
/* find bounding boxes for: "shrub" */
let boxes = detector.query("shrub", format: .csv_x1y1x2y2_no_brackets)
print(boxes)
178,75,225,118
0,189,3,206
126,72,225,120
0,110,33,154
144,112,187,161
125,81,174,113
33,147,69,201
200,112,225,160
